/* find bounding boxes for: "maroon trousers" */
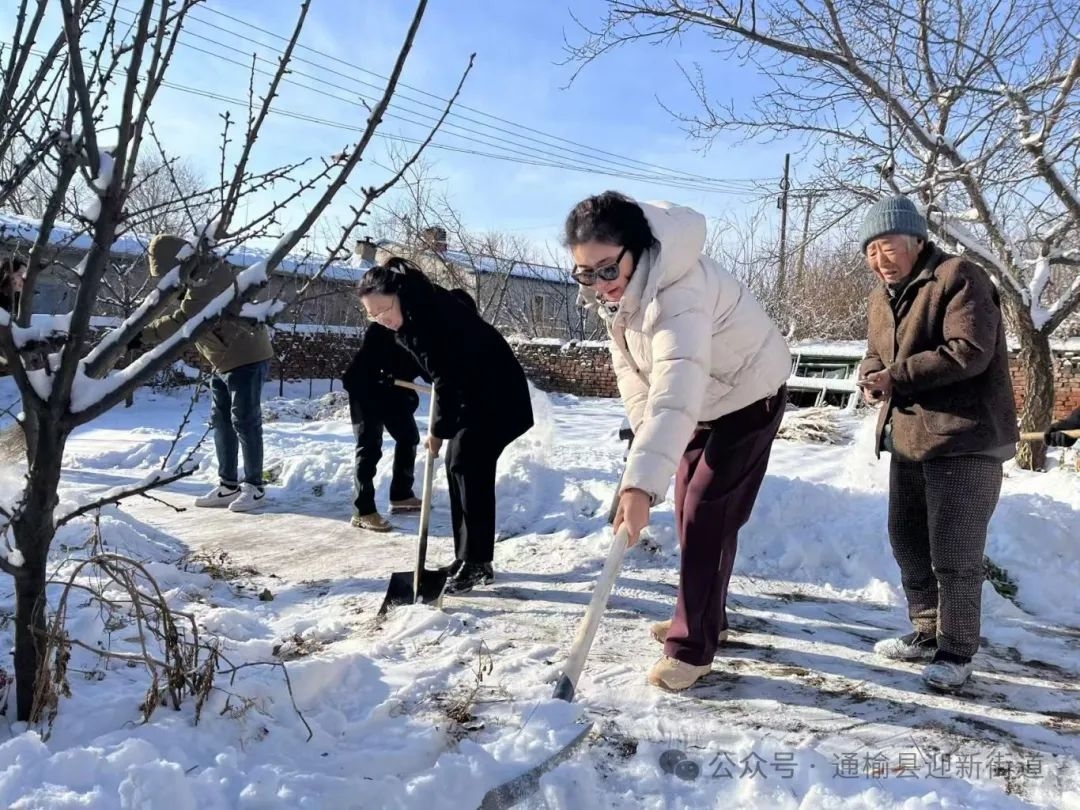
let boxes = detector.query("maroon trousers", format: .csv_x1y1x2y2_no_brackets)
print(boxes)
663,386,785,666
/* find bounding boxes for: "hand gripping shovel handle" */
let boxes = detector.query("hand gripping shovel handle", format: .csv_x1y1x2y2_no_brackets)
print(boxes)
552,526,630,703
394,379,433,395
1020,428,1080,442
395,380,437,602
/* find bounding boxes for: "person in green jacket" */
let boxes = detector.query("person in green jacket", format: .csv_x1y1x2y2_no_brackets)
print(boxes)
139,234,275,512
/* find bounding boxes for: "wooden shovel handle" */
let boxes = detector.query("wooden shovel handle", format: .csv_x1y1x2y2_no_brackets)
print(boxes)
552,527,630,702
394,379,432,394
1020,428,1080,442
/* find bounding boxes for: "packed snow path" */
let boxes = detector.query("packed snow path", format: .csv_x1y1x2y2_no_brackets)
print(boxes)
3,381,1077,808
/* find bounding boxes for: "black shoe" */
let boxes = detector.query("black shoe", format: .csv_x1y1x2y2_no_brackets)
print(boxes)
444,562,494,595
443,559,464,577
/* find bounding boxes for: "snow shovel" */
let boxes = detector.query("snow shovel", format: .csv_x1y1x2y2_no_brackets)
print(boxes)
377,381,448,616
478,525,631,809
1020,428,1080,442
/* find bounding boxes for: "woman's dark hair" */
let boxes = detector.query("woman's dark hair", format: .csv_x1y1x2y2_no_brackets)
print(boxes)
563,191,656,264
356,256,429,298
448,287,477,313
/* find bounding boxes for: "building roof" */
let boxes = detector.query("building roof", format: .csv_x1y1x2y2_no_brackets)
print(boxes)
0,211,368,283
376,238,573,286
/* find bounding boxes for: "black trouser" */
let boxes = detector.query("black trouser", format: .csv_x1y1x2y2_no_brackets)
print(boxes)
888,454,1003,659
351,397,419,517
444,427,514,564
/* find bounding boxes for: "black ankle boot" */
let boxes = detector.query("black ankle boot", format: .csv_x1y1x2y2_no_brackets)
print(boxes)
445,562,494,594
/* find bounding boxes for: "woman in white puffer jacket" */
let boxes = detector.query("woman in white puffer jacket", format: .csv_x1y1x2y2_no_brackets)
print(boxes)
565,191,791,691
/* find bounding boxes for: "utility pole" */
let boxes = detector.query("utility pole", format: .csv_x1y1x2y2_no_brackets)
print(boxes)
795,192,818,286
777,153,791,301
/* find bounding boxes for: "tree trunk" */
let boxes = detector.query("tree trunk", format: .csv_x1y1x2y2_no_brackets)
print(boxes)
1012,321,1053,471
12,416,66,721
13,551,47,722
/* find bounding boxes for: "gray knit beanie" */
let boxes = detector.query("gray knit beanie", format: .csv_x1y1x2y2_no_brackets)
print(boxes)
858,196,928,253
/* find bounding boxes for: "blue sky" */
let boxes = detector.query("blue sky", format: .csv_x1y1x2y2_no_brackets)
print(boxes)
6,1,797,256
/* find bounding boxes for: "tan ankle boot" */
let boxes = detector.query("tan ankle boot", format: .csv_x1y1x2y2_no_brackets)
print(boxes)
389,496,422,514
351,512,392,532
647,656,712,691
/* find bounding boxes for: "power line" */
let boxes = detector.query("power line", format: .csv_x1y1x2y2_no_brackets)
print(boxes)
184,3,774,190
110,2,763,194
19,41,770,198
115,18,738,195
156,79,763,196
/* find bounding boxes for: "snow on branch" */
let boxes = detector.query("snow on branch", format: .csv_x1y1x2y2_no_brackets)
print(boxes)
1028,255,1053,330
0,544,26,578
928,213,1025,295
1042,270,1080,334
69,257,273,420
11,313,73,349
238,299,288,324
54,464,196,530
80,264,185,378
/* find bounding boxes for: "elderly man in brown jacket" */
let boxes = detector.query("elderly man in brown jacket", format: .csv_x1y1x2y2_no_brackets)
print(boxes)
140,234,275,513
857,196,1018,692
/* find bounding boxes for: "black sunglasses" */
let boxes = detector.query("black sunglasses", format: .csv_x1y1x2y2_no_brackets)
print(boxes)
571,246,628,286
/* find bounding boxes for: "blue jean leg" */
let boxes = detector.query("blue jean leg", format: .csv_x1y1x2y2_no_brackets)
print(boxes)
212,360,269,487
210,373,239,486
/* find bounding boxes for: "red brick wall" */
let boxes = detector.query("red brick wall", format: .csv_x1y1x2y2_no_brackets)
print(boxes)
1009,349,1080,419
510,340,619,398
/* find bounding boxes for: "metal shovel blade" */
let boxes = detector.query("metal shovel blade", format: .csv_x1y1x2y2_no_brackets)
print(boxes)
377,567,448,616
476,527,629,809
477,722,593,810
377,379,444,618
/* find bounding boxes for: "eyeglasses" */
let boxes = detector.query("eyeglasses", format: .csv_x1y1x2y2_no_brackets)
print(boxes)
571,246,628,286
367,299,396,324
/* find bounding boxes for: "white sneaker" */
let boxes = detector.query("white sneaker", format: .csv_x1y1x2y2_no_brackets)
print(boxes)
922,659,973,692
228,483,266,513
195,484,241,508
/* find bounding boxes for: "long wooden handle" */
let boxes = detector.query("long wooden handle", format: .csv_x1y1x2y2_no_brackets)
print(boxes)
605,470,624,526
1020,428,1080,442
413,389,438,601
395,379,432,395
552,527,630,702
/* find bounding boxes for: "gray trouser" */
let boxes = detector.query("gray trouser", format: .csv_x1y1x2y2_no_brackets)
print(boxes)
887,454,1003,658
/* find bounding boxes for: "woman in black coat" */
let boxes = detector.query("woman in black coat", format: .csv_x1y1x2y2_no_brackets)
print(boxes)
341,321,428,531
357,257,534,593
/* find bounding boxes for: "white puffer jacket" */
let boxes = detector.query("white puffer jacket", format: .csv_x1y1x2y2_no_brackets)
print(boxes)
596,200,791,503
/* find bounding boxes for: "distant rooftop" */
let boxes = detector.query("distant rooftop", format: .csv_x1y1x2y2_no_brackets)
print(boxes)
0,211,368,283
377,238,572,286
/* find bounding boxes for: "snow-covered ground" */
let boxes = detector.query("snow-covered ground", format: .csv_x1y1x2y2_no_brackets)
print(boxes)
0,378,1077,809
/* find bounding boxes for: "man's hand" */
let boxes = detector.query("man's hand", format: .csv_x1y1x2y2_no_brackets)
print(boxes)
860,369,893,404
425,435,443,457
612,488,651,546
1044,428,1078,448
